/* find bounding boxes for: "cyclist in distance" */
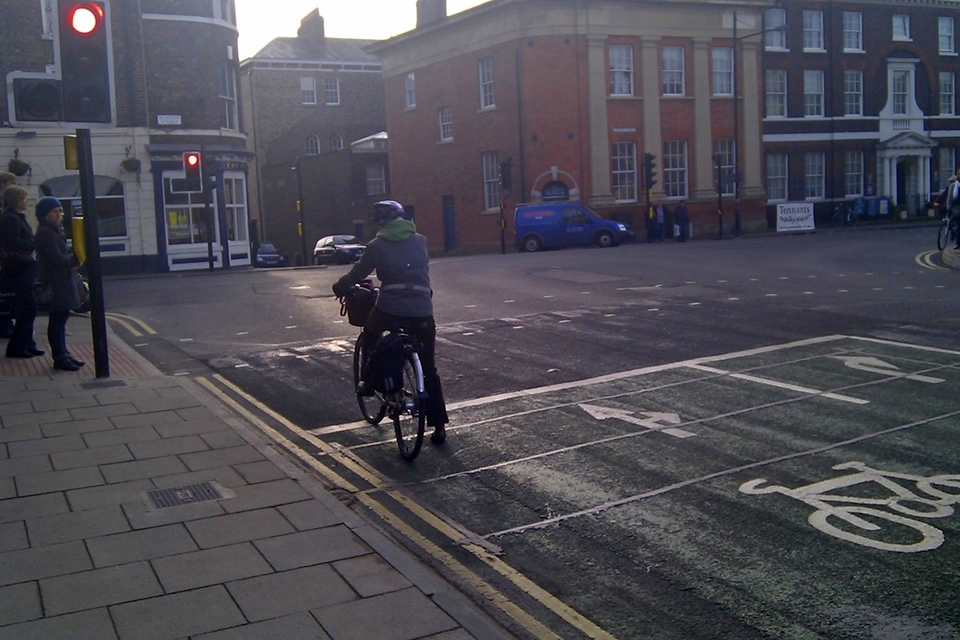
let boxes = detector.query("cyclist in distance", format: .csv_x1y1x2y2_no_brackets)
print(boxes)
332,200,448,444
948,170,960,249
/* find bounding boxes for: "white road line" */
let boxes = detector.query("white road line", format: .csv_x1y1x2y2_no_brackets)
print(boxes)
687,364,868,404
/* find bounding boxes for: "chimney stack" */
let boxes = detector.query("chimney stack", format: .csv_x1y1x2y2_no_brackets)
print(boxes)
297,9,325,46
416,0,447,28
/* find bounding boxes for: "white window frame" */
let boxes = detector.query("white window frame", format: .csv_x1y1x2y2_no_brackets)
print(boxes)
324,77,340,105
219,61,238,131
404,72,416,108
843,12,863,52
764,9,787,50
941,72,956,115
438,107,453,142
222,173,247,243
329,135,343,151
940,17,956,54
662,46,685,96
611,142,637,203
766,154,788,201
803,11,824,51
766,69,787,117
214,0,233,23
712,48,733,96
663,140,688,198
305,134,320,155
844,70,863,116
300,77,317,105
482,151,499,211
940,148,956,188
804,70,824,117
805,153,825,200
892,69,910,116
844,151,863,197
479,58,495,109
714,139,736,196
893,15,910,41
365,165,386,196
609,45,634,96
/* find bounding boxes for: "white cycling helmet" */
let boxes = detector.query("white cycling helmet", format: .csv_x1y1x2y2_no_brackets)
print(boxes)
373,200,405,226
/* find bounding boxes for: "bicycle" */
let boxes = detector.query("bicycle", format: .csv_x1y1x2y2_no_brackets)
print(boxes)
831,201,858,227
937,209,959,250
340,284,428,461
740,461,960,553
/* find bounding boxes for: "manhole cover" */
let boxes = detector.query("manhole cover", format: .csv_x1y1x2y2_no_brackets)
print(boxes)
146,482,225,509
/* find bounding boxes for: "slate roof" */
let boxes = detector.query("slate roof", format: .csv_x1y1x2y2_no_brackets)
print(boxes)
247,36,380,64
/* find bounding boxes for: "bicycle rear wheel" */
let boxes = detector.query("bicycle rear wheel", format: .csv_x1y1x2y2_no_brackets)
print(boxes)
392,352,426,460
354,334,385,424
938,220,950,250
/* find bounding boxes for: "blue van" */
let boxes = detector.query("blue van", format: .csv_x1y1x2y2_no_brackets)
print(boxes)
515,202,635,252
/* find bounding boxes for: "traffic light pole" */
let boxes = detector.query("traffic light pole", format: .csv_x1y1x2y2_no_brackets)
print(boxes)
77,129,109,378
201,142,214,271
716,154,724,240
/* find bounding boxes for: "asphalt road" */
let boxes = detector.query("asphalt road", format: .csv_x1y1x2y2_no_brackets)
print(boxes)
103,225,960,639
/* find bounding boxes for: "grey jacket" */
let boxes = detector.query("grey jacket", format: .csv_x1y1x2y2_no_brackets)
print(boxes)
335,219,433,317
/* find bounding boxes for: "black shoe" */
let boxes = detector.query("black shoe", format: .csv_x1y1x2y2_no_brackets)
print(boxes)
68,356,85,367
6,350,34,359
54,358,81,372
28,347,45,356
430,425,447,445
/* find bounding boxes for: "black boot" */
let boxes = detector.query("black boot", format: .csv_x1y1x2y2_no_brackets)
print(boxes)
54,357,80,372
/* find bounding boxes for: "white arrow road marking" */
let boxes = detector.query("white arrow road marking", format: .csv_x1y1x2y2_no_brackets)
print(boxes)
689,364,869,404
833,356,944,384
579,404,695,438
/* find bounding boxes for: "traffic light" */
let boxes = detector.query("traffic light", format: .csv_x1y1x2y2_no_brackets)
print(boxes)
182,151,203,192
12,78,62,122
499,157,513,191
643,152,658,191
59,1,113,123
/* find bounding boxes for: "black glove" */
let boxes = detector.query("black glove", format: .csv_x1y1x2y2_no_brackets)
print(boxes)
332,282,349,298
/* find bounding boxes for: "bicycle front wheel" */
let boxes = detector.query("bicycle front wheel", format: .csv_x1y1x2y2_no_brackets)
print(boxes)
392,352,426,460
938,220,950,250
354,334,385,424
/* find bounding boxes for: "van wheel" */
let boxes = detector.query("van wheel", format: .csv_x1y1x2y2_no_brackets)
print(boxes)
595,231,615,248
522,236,542,252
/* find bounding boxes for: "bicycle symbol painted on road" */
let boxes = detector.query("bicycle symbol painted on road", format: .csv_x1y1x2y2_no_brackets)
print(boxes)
740,462,960,552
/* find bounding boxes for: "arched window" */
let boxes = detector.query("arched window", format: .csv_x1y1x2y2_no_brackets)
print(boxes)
305,135,320,156
40,175,127,239
329,135,343,151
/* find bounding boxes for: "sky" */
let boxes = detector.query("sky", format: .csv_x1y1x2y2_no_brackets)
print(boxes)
234,0,487,60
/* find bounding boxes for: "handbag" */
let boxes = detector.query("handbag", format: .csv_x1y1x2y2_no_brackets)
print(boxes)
34,281,53,305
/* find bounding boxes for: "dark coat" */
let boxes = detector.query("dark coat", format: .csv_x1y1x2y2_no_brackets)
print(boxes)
35,224,80,312
0,208,37,274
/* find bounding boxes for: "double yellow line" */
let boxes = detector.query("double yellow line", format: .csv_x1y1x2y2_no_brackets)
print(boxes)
195,374,616,640
105,312,158,336
916,250,949,271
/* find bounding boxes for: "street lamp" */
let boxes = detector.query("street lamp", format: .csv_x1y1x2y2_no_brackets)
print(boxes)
292,157,307,266
732,11,787,237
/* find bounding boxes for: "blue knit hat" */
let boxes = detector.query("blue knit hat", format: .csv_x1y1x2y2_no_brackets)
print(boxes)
35,196,62,222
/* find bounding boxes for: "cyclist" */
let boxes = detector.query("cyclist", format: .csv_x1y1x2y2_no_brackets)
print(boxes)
332,200,448,444
947,170,960,249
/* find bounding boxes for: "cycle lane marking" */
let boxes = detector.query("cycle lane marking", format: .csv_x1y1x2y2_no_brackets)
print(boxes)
483,408,960,539
687,363,869,404
832,355,945,384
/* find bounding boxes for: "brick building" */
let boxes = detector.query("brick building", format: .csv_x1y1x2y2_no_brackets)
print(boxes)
2,0,253,273
760,1,960,222
240,10,389,265
370,0,773,253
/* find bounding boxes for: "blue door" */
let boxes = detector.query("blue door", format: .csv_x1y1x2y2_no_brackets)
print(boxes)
443,195,456,252
561,206,592,246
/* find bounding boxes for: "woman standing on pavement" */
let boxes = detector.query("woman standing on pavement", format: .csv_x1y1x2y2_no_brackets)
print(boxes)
0,186,43,359
35,197,84,371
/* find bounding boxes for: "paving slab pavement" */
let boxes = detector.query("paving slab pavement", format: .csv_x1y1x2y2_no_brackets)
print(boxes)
0,314,513,640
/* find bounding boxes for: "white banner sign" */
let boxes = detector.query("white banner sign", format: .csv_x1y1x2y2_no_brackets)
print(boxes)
776,202,816,232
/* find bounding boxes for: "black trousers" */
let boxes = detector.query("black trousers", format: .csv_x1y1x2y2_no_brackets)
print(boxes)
4,266,37,355
363,307,448,428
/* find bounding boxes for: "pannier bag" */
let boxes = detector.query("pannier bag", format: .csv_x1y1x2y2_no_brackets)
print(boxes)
340,280,377,327
366,333,407,393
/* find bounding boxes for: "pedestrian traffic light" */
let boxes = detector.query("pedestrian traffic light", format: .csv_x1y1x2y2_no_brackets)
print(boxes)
643,152,658,191
59,1,113,123
182,151,202,192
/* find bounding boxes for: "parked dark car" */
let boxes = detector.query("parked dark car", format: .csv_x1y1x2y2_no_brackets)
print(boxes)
313,235,365,265
254,242,287,268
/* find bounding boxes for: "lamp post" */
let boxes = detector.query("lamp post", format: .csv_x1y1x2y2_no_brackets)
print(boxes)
293,157,307,266
732,11,787,237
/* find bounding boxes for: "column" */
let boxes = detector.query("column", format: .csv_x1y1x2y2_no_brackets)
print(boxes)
692,38,714,200
640,37,662,198
740,39,763,198
587,35,615,207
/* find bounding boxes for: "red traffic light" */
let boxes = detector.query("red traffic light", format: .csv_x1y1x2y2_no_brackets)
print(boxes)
66,3,104,35
184,152,200,168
